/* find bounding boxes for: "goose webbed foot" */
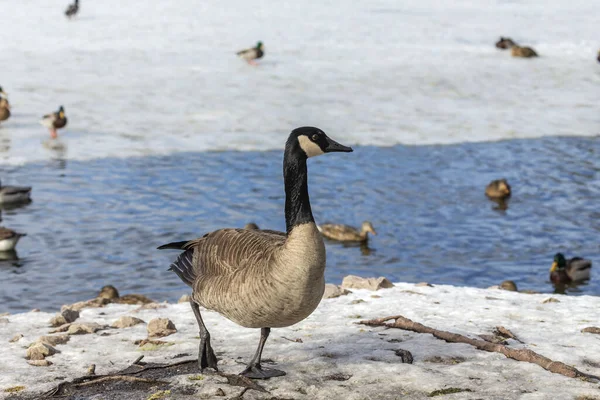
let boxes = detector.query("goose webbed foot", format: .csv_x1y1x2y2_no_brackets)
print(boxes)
238,327,286,379
199,335,218,372
190,298,219,372
239,363,285,379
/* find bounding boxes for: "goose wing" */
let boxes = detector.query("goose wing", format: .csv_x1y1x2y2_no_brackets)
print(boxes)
567,257,592,281
160,228,286,287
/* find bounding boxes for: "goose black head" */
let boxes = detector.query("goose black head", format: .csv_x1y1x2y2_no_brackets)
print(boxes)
290,126,353,158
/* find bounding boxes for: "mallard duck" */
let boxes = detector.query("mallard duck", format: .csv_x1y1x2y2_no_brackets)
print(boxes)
244,222,259,230
40,106,67,139
98,285,154,305
0,86,7,98
0,179,32,205
65,0,79,18
485,179,511,200
550,253,592,284
318,221,376,243
0,227,26,251
237,41,264,65
158,127,352,379
0,97,10,123
496,37,517,49
511,46,538,58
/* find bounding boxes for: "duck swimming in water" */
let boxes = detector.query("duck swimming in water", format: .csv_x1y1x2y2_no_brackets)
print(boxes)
40,106,67,139
550,253,592,284
318,221,376,243
0,227,26,251
159,127,352,379
0,179,32,205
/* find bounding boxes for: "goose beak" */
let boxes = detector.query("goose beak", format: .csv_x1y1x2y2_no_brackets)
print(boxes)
550,262,558,273
324,136,353,153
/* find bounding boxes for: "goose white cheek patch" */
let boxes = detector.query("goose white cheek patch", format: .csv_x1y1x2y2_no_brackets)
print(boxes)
298,136,325,158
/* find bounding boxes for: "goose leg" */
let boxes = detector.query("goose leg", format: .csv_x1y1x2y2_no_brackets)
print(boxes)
189,299,218,372
239,327,286,379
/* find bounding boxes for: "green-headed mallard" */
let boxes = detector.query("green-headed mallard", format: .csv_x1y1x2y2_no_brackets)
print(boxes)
0,179,32,205
40,106,67,139
485,179,511,200
237,41,264,65
550,253,592,284
318,221,376,243
0,227,26,251
65,0,79,18
496,37,517,49
0,97,9,123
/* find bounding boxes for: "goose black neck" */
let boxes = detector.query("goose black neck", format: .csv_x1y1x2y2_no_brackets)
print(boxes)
283,142,313,234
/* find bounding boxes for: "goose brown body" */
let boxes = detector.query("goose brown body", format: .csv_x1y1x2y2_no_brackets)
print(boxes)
179,224,325,328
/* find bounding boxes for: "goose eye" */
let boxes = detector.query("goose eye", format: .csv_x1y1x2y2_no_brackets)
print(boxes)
311,134,319,141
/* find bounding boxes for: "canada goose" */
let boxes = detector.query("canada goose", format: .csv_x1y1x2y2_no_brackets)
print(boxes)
0,179,32,205
40,106,67,139
237,41,264,65
0,97,9,123
511,46,538,58
496,37,517,49
550,253,592,284
485,179,511,200
98,285,154,305
318,221,376,243
244,222,259,230
65,0,79,18
0,227,26,251
159,127,352,379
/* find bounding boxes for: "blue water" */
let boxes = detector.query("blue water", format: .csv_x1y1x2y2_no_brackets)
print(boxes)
1,135,599,312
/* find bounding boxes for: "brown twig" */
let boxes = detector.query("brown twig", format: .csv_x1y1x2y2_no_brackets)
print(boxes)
359,315,600,382
72,375,168,388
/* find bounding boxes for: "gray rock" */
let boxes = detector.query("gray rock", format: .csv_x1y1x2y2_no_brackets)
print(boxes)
28,359,53,367
323,284,350,299
111,316,145,329
341,275,394,291
9,334,23,343
67,322,103,335
147,318,177,338
26,342,58,360
0,318,9,324
38,335,70,346
49,308,80,327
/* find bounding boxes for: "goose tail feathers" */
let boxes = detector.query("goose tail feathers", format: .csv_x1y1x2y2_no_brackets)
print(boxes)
167,248,196,287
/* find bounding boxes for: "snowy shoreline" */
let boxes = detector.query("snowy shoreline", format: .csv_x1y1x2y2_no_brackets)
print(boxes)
1,281,599,399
